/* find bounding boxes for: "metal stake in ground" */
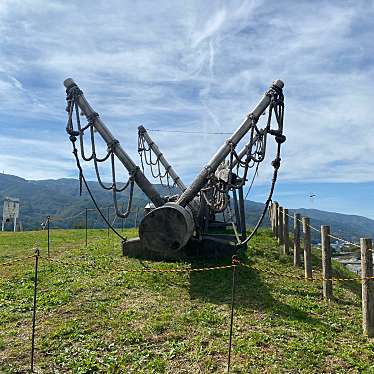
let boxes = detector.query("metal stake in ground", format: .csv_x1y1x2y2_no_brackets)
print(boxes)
85,208,88,246
47,216,50,258
31,248,39,372
107,206,110,239
227,256,238,373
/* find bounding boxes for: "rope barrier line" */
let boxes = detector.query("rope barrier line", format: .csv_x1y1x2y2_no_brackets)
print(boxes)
328,233,360,249
240,262,305,280
309,225,320,233
49,210,86,223
285,212,319,232
2,252,372,281
1,255,35,266
284,211,363,249
38,255,234,274
36,255,373,282
43,206,139,223
240,261,374,282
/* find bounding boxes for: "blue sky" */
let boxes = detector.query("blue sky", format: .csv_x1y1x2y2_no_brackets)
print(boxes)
1,1,374,217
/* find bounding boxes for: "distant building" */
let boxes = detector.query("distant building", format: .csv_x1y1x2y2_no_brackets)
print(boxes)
1,197,21,232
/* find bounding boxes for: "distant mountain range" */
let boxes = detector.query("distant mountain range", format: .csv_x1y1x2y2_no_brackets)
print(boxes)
1,173,373,243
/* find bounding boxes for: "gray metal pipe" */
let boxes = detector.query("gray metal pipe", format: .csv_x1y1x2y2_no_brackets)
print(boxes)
64,78,164,208
138,125,186,191
176,80,284,207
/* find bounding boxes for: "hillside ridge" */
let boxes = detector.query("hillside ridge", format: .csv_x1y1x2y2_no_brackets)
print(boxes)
1,173,373,241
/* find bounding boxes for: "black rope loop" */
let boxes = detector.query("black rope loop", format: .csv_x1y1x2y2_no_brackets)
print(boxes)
137,130,180,193
65,89,136,223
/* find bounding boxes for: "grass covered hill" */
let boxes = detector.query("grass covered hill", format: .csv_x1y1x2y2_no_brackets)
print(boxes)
0,173,267,231
1,228,374,372
2,173,374,241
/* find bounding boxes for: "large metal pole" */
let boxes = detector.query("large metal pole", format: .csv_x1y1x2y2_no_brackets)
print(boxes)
138,126,186,191
64,79,164,208
176,80,284,207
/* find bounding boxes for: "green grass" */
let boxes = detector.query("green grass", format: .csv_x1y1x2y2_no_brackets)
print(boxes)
1,228,374,373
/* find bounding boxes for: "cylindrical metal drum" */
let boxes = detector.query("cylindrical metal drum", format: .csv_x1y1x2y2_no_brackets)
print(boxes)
139,203,195,255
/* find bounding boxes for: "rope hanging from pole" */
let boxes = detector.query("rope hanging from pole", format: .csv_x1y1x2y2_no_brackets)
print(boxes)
233,85,285,247
201,83,285,224
137,131,178,194
66,87,135,221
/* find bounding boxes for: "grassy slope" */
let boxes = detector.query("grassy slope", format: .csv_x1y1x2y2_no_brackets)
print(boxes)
1,229,374,373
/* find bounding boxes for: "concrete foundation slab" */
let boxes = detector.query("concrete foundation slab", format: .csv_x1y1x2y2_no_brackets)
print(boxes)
122,235,244,261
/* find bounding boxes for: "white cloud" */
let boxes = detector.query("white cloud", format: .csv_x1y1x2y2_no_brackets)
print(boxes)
0,0,373,188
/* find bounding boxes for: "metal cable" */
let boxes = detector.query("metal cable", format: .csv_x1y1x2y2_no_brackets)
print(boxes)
138,132,178,193
234,88,285,247
68,135,127,241
235,151,280,247
146,129,232,135
285,212,361,249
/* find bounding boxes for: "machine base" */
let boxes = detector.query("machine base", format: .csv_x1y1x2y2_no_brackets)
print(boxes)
122,235,244,261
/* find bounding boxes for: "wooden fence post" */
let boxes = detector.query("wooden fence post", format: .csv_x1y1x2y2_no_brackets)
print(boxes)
268,203,273,231
278,206,284,245
274,202,279,239
321,225,332,300
271,202,277,236
283,208,289,255
360,238,374,337
303,217,312,279
293,213,301,267
269,203,274,233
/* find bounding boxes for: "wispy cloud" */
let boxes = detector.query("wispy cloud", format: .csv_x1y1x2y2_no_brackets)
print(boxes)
0,0,373,191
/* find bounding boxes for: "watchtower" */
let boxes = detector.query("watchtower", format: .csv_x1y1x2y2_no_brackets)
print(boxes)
1,197,21,232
